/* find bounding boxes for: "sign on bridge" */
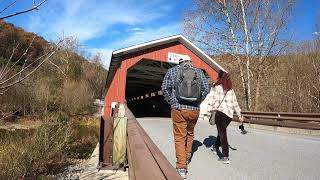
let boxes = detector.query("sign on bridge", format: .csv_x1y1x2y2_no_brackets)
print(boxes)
168,52,186,64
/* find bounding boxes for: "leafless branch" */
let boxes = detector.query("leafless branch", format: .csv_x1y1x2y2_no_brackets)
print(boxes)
0,50,55,89
0,43,20,80
48,60,67,76
0,0,20,14
0,48,49,86
0,36,35,81
0,39,63,91
0,0,48,20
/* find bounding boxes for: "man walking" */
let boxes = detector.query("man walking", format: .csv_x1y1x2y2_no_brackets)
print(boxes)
161,55,209,179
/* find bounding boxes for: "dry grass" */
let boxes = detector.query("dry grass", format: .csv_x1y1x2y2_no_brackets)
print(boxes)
0,116,99,179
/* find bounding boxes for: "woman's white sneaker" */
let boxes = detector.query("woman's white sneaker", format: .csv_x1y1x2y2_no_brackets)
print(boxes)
218,157,230,164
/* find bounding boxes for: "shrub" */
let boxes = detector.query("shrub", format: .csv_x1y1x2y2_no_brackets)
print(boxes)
0,122,71,179
0,116,99,179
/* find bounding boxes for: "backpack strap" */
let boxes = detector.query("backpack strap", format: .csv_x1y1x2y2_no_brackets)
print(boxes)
174,65,182,88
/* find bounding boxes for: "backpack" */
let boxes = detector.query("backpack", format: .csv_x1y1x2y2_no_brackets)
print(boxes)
174,65,202,106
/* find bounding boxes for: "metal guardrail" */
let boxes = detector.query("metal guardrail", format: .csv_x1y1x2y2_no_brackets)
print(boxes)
238,111,320,130
125,105,182,180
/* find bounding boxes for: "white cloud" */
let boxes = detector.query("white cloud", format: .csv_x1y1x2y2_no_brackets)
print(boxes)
27,0,171,42
115,23,181,48
132,27,143,32
314,32,319,35
86,22,181,70
24,0,182,70
88,48,113,69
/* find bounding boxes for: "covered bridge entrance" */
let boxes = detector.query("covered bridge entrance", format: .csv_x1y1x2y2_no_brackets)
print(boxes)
98,35,320,179
104,35,225,119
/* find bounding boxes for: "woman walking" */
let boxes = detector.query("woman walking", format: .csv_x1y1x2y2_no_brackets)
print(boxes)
207,71,243,164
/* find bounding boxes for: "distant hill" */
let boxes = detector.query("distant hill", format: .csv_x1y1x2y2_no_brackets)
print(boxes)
0,20,108,117
0,20,48,66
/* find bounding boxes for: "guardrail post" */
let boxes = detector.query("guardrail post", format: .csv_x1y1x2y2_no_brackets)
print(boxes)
112,103,127,167
102,116,114,167
98,116,105,166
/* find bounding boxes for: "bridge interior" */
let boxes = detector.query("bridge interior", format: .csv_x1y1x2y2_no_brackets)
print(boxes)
126,59,174,117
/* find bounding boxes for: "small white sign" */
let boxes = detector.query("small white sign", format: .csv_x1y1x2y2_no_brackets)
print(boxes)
168,52,184,64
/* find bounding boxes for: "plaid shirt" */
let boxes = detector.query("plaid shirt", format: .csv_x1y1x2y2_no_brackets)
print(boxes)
206,84,241,118
161,63,209,110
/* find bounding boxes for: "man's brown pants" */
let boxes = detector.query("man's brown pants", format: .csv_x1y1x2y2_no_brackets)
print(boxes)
171,109,199,169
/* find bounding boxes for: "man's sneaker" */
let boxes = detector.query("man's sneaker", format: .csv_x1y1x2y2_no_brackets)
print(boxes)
218,157,230,164
176,168,187,179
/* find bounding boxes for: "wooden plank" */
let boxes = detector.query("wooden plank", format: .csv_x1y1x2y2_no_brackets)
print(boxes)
136,122,183,180
113,112,127,166
127,118,166,180
103,117,114,166
132,65,168,73
127,80,161,86
127,139,135,180
111,103,128,167
124,106,181,180
127,73,163,81
99,116,105,164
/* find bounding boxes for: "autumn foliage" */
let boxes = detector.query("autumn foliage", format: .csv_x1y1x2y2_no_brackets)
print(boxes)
0,21,107,119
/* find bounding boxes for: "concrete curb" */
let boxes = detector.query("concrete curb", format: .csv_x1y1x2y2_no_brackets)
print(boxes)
230,121,320,136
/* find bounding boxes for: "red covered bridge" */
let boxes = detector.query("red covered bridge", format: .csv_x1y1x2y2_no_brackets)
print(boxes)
97,35,320,180
103,35,225,119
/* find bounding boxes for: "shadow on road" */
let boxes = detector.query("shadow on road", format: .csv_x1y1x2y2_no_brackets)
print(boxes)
189,140,203,164
203,135,217,148
202,135,224,158
189,136,239,163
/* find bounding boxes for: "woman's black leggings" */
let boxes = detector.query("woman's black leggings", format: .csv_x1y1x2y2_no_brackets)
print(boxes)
215,111,232,157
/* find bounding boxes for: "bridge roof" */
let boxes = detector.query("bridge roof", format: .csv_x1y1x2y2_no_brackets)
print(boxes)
106,34,225,92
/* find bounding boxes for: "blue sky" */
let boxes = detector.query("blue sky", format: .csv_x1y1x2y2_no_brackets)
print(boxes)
290,0,320,39
2,0,320,69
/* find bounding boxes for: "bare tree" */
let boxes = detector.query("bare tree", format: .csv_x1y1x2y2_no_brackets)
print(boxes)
0,38,63,95
0,0,48,20
184,0,295,110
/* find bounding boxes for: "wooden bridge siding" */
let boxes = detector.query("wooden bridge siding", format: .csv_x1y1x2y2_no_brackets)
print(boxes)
104,42,218,119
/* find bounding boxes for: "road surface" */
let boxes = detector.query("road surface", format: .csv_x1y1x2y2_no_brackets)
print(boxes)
137,117,320,180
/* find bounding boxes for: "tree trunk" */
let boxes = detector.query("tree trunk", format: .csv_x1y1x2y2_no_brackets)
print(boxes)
45,92,48,113
241,0,252,110
254,71,261,111
23,95,26,116
222,0,248,109
245,60,251,110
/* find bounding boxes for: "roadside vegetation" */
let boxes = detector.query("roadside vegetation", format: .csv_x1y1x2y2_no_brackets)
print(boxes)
0,20,106,179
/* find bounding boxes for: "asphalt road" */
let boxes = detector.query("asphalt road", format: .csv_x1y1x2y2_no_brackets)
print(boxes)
137,117,320,180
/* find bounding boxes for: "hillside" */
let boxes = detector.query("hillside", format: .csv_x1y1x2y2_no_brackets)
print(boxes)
0,20,108,119
213,47,320,113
